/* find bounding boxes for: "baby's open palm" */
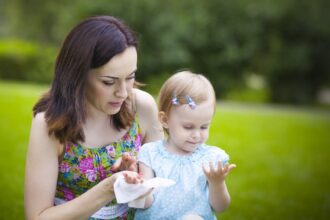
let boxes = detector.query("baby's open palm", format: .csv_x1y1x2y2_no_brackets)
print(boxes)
202,161,236,183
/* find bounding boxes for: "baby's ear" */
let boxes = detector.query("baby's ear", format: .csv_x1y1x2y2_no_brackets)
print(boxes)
158,111,168,129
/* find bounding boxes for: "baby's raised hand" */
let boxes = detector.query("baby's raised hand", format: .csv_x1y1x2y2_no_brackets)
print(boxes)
202,160,236,184
122,171,144,184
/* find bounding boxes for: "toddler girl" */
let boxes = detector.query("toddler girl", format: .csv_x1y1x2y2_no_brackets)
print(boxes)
127,71,236,220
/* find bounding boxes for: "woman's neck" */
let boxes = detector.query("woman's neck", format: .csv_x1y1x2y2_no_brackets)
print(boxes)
85,101,110,122
81,104,115,147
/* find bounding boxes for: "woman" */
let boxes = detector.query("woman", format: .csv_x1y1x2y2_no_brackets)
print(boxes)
24,16,163,219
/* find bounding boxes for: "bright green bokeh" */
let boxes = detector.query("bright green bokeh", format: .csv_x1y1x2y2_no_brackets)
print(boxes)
0,81,329,219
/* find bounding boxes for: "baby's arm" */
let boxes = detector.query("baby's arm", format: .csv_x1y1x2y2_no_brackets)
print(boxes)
202,160,236,212
137,162,155,208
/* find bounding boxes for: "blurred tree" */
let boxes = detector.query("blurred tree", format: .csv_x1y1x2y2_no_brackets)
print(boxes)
249,0,330,104
1,0,329,104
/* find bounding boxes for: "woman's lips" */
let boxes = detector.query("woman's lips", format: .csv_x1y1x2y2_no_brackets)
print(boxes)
109,101,123,108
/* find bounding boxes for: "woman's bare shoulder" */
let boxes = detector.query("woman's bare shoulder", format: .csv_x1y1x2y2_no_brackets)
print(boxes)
31,112,48,130
30,112,61,152
133,88,157,111
133,89,163,142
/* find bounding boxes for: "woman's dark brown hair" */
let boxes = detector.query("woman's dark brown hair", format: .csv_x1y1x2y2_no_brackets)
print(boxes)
33,16,138,144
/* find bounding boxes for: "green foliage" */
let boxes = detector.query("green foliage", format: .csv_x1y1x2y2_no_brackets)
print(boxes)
1,81,329,219
249,0,330,104
0,39,56,83
1,0,330,104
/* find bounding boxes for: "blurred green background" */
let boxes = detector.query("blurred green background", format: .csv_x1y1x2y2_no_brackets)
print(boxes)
1,0,330,104
0,0,329,219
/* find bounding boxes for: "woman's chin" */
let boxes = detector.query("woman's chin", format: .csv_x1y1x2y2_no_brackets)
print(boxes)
107,107,121,115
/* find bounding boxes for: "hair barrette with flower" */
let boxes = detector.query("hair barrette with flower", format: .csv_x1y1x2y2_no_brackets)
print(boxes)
185,95,196,109
171,93,179,106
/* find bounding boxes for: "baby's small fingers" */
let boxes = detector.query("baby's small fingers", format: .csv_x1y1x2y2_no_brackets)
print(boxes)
222,163,230,172
131,177,138,184
123,172,132,182
217,160,224,171
209,161,215,173
123,171,136,180
134,174,144,184
202,162,209,174
227,164,237,173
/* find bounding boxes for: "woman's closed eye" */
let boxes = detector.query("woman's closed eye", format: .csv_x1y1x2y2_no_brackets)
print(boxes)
102,75,134,86
102,80,115,86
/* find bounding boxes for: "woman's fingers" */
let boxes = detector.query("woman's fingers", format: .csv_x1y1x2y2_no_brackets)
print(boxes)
111,152,137,172
111,157,122,172
126,156,137,172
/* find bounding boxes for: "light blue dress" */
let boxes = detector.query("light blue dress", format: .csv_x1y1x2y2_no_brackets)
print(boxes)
134,140,229,220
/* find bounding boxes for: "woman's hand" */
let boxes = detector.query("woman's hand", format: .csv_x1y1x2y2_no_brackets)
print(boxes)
202,160,236,184
111,152,137,172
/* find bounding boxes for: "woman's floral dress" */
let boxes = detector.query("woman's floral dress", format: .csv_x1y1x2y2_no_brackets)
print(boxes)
55,117,142,220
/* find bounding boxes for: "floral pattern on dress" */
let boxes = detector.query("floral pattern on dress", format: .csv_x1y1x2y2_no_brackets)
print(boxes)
55,117,142,220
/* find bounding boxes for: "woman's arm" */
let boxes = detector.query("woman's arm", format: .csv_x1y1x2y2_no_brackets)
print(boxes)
134,89,164,143
24,113,118,220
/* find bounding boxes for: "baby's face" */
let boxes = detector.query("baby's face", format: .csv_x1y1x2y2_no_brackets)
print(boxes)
165,98,214,155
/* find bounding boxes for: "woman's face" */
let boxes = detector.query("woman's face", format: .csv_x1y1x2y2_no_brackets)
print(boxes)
85,46,137,116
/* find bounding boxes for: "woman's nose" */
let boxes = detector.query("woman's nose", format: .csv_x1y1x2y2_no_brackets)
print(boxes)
114,81,127,98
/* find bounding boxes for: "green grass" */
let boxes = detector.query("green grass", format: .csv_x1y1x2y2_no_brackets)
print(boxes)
211,103,330,220
1,80,329,219
0,81,48,219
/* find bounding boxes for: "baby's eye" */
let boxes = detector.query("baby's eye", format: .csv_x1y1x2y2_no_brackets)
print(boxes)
126,75,135,80
201,126,209,130
183,126,193,130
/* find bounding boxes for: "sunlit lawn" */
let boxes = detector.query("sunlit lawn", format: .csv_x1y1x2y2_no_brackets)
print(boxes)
0,80,329,219
211,103,330,219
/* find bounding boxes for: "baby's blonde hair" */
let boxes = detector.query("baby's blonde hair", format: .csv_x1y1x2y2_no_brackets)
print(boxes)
158,70,216,117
